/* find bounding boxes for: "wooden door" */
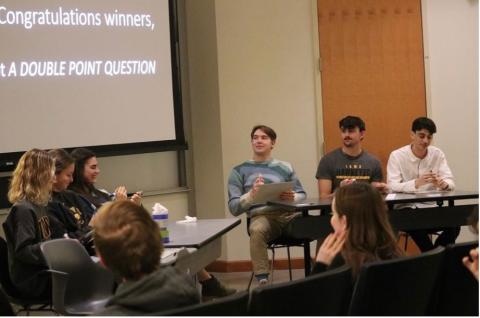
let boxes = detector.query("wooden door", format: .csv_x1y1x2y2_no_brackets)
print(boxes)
317,0,427,174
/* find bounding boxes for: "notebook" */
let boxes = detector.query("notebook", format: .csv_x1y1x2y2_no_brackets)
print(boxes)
250,181,295,204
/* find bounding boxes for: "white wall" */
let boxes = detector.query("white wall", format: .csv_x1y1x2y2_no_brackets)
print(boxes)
422,0,479,242
217,0,320,260
184,0,320,261
422,0,478,192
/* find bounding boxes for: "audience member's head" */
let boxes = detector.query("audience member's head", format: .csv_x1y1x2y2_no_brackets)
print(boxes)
411,117,437,135
48,148,75,192
333,182,403,275
250,124,277,142
92,200,163,281
8,149,55,206
70,147,98,191
339,116,366,132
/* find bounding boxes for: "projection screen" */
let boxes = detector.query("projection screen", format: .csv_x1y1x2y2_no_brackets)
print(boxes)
0,0,185,171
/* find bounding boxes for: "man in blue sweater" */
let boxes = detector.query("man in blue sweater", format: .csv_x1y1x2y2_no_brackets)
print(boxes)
228,125,306,285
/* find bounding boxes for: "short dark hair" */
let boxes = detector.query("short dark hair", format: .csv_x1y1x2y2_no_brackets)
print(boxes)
411,117,436,134
251,125,277,141
93,201,163,280
339,116,366,131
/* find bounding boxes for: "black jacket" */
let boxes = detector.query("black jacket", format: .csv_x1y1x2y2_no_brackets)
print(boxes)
2,200,61,298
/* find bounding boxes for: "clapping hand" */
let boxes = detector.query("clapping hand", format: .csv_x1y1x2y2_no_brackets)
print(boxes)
372,182,389,194
130,191,143,205
340,178,356,187
114,186,128,201
462,247,479,281
250,174,265,198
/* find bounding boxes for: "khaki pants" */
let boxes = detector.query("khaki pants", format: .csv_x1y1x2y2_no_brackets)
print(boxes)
249,211,300,276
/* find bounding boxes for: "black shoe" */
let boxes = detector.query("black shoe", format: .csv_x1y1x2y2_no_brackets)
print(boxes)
201,275,236,301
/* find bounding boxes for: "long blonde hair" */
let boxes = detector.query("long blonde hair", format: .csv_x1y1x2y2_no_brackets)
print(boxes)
8,149,55,206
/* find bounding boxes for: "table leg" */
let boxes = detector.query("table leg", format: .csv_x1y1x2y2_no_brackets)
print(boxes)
304,240,311,276
300,208,311,276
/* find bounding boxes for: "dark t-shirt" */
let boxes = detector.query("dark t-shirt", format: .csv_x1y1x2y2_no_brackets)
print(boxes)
315,148,383,192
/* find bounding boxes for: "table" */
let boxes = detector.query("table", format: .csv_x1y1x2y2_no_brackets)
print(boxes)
268,190,479,276
161,218,241,275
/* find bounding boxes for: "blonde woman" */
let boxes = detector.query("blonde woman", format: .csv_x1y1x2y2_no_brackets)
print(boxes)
3,149,60,299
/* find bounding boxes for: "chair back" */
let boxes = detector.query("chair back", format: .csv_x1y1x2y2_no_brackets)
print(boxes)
249,265,352,315
348,246,445,316
158,290,249,316
0,237,21,299
40,238,115,315
0,288,14,316
429,241,479,315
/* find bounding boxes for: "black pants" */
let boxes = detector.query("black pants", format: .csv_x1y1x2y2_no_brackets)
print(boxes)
407,226,461,252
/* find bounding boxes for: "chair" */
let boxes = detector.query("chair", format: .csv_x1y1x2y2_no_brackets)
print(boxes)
157,290,249,316
0,288,14,316
348,246,445,316
429,241,479,315
249,265,352,315
246,218,306,290
0,237,52,315
40,238,116,315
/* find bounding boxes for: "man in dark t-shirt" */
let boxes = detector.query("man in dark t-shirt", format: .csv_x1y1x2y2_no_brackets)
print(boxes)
316,116,387,198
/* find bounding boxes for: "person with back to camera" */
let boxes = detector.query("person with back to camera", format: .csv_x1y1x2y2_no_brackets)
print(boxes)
68,147,142,208
228,124,307,285
47,149,96,252
92,200,200,315
70,148,235,299
312,182,404,278
2,149,63,300
387,117,458,252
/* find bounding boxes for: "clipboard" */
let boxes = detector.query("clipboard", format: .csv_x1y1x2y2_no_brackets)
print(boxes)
250,181,294,204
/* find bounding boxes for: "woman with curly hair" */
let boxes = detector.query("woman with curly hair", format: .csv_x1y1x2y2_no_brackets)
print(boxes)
3,149,61,299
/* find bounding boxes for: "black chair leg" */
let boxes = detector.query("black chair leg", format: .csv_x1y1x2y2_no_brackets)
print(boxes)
270,248,275,283
287,246,292,281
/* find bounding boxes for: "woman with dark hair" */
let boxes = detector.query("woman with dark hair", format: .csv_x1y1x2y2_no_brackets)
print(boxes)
3,149,62,299
69,148,141,208
47,149,95,247
312,182,404,277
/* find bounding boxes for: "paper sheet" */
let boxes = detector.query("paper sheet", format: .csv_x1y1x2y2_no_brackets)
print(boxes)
250,181,294,204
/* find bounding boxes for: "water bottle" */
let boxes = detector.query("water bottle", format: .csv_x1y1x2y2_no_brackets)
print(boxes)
152,203,169,243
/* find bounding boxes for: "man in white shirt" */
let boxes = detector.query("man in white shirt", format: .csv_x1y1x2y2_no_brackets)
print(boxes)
387,117,458,251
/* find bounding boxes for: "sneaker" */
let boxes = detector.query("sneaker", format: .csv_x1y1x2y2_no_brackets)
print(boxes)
258,278,268,286
201,275,236,301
